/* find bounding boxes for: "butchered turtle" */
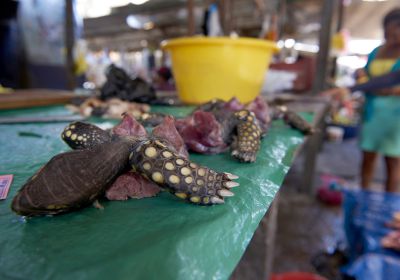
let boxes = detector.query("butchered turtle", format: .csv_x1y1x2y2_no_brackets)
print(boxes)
11,114,239,217
139,96,313,163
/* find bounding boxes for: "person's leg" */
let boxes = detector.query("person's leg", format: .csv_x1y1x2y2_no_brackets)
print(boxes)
361,151,378,189
384,156,400,192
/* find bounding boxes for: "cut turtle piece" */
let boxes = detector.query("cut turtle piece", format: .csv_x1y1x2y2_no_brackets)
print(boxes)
137,97,269,163
137,97,314,163
276,106,315,135
11,115,239,216
11,137,133,216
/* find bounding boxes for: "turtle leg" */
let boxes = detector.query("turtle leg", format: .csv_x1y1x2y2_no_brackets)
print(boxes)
275,106,314,135
61,122,111,149
129,138,239,205
137,112,167,127
281,106,315,135
193,98,225,113
230,110,262,163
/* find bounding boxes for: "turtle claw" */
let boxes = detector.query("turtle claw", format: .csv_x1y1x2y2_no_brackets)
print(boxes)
93,200,104,210
211,196,225,204
224,181,239,188
218,189,234,197
224,172,239,180
231,150,257,163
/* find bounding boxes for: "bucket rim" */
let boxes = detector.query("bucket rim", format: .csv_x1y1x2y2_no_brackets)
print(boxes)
161,36,279,52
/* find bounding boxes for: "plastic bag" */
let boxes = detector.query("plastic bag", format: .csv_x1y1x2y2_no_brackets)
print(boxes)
342,190,400,279
344,253,400,280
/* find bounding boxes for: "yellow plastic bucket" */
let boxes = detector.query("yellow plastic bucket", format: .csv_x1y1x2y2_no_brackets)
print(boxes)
162,37,278,104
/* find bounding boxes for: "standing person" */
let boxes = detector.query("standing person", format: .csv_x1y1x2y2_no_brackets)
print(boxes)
325,8,400,192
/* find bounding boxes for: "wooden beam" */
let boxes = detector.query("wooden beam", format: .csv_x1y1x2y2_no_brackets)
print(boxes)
0,89,77,110
312,0,336,94
336,0,345,32
221,0,232,35
65,0,75,90
187,0,195,36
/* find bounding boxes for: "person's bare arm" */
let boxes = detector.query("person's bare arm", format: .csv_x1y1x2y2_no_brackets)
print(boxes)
376,87,400,96
322,70,400,100
350,70,400,93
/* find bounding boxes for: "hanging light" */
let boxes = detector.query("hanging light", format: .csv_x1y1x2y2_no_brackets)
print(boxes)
126,15,142,29
109,0,131,7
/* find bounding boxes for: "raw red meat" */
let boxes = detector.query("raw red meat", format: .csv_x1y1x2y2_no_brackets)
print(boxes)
152,115,189,158
245,95,271,131
175,111,228,154
105,172,160,200
107,113,157,201
223,97,244,112
112,112,147,137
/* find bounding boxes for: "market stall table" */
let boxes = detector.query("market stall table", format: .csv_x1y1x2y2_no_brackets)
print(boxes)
270,94,331,194
231,94,330,279
0,104,313,280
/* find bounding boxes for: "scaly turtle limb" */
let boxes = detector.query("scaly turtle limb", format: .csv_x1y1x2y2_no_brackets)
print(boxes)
276,106,315,135
231,110,262,162
61,121,111,149
129,138,239,205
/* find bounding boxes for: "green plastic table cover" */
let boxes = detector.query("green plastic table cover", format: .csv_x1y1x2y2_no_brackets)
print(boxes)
0,105,311,280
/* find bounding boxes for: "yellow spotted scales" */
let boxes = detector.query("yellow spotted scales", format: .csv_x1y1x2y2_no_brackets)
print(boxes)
129,139,239,205
61,121,112,150
231,110,262,162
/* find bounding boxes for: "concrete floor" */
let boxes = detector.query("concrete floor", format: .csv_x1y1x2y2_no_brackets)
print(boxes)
272,138,387,276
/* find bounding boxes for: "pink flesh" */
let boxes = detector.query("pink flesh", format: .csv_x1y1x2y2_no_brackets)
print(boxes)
245,95,271,132
107,113,155,201
246,95,271,123
223,97,244,112
112,112,148,137
175,111,227,154
151,115,189,158
105,172,161,200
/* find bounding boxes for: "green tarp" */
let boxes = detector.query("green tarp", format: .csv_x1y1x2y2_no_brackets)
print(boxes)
0,105,309,280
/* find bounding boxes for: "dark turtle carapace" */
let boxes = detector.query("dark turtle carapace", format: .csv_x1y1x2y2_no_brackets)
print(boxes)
11,115,239,217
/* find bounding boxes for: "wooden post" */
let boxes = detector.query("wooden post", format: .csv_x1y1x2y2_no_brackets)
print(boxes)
312,0,335,94
65,0,75,90
330,0,345,78
220,0,232,35
187,0,195,36
230,194,280,279
336,0,345,31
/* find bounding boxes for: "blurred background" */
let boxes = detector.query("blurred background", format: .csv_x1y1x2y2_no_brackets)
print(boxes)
1,1,400,280
1,0,399,94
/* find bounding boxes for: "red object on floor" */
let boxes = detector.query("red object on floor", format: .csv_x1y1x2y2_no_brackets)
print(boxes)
317,187,343,206
270,272,328,280
317,174,344,206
